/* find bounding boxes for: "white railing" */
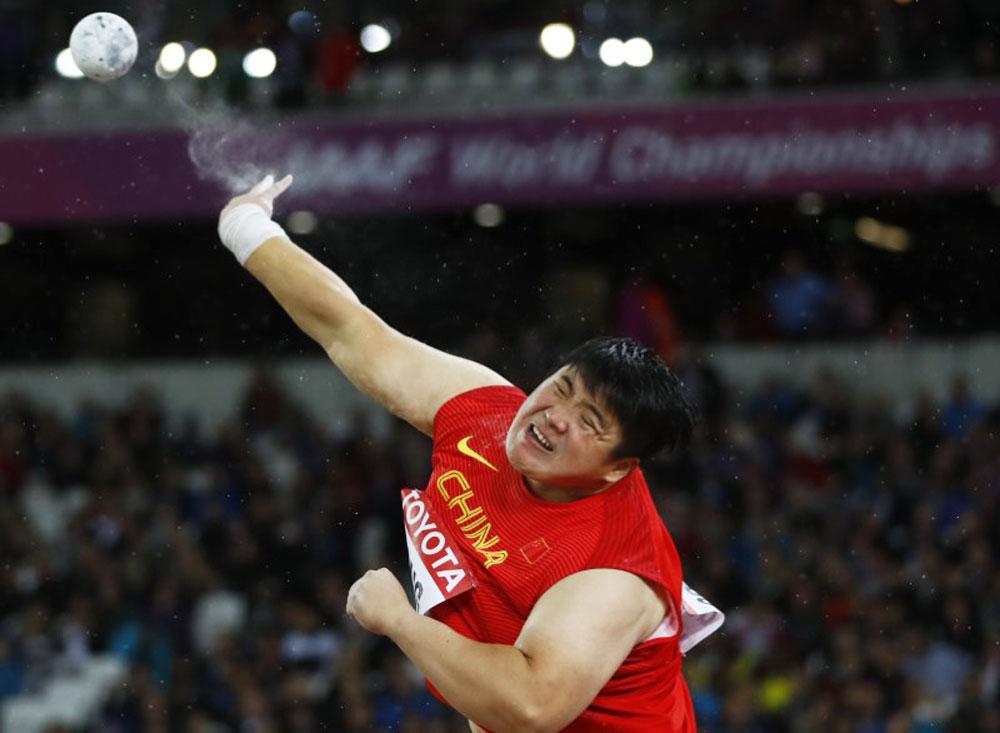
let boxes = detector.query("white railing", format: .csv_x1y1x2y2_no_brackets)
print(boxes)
1,655,127,733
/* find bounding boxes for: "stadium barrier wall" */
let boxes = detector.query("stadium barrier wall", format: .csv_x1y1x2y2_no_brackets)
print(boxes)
1,338,997,430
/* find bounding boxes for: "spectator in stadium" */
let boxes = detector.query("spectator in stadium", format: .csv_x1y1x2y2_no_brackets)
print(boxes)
830,260,878,336
940,374,988,439
766,250,834,337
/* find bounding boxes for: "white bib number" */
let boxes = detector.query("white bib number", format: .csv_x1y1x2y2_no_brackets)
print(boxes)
678,582,725,653
645,582,725,654
401,489,476,614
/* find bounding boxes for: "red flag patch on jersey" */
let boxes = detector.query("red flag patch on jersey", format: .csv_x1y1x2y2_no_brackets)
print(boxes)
519,537,550,564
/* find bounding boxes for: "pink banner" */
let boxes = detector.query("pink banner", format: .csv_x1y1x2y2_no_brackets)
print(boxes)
1,87,998,225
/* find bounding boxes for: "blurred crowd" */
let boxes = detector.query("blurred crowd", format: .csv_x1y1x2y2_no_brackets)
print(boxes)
0,0,997,105
668,364,997,733
616,249,895,353
0,344,996,732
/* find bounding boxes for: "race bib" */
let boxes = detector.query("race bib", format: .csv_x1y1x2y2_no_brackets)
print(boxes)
678,582,725,653
401,489,476,615
644,582,725,654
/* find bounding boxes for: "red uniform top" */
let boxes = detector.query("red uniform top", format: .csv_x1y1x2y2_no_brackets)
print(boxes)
410,386,696,732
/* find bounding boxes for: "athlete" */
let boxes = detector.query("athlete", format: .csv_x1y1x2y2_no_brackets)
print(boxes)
217,175,723,732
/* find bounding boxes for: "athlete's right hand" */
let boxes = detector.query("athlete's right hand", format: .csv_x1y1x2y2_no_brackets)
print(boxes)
346,568,414,636
220,174,293,221
217,174,293,265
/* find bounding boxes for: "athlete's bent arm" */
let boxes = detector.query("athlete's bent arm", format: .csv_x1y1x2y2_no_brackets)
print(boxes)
217,175,509,435
347,567,666,733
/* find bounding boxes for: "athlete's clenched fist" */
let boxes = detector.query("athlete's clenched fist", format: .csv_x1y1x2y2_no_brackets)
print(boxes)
346,568,413,636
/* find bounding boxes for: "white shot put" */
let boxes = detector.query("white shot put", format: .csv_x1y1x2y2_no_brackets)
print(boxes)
69,12,138,81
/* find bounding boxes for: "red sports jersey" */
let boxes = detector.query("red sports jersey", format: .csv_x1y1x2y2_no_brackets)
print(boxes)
405,385,697,732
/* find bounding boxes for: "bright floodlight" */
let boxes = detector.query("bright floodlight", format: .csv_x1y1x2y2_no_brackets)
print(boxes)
599,38,626,67
187,48,217,78
360,24,391,53
540,23,575,60
159,42,186,74
856,216,911,253
624,37,654,67
154,60,175,79
473,203,505,228
55,48,84,79
243,48,277,78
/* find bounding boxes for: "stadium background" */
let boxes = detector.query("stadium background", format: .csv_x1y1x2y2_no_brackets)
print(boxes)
0,1,997,731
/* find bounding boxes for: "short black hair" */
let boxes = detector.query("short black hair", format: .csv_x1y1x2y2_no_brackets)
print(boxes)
561,337,698,460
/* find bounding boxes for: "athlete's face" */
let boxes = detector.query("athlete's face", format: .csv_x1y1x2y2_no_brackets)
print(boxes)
506,367,637,497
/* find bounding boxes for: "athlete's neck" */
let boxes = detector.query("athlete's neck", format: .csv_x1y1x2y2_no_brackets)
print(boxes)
523,476,613,503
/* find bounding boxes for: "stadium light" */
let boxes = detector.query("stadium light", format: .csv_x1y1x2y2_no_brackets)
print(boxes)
856,217,911,253
623,37,654,67
243,48,277,78
360,24,392,53
187,48,217,78
540,23,576,60
599,38,626,67
287,211,318,235
159,42,186,74
55,48,85,79
0,222,12,246
154,60,174,79
473,203,505,228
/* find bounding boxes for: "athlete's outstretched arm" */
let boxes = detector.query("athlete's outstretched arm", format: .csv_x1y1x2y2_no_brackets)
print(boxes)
217,175,509,435
346,567,666,733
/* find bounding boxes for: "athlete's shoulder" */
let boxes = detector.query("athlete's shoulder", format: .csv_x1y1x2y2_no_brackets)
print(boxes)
599,467,658,520
586,470,683,601
433,385,526,437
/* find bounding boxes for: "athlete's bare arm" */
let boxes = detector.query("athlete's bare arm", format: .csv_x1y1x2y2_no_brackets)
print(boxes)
346,567,667,733
220,179,509,435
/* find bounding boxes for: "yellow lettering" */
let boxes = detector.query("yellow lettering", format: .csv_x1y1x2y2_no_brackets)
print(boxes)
436,470,469,501
482,551,508,569
447,491,484,524
434,467,508,568
464,522,500,551
456,511,487,533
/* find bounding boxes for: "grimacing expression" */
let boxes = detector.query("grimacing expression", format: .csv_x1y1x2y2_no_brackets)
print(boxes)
505,367,637,492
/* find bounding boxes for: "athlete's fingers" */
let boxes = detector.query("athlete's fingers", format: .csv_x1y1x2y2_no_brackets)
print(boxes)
267,174,293,200
249,174,274,195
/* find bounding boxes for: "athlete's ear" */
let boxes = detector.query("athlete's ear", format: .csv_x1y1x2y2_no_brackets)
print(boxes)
602,457,638,486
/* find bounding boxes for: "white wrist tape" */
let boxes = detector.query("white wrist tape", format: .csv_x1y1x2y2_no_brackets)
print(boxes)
218,203,288,266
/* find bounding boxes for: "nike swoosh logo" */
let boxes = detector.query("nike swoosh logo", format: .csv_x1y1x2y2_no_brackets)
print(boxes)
457,436,499,473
